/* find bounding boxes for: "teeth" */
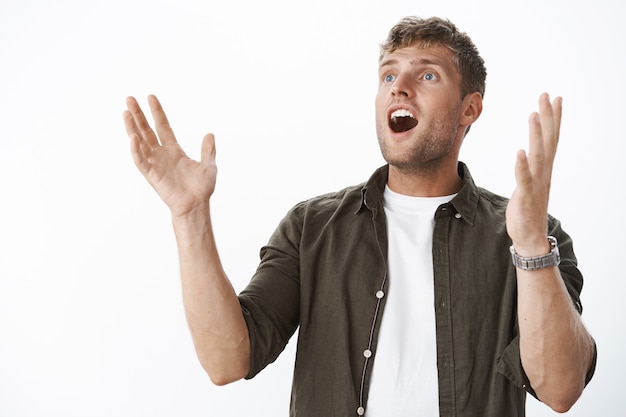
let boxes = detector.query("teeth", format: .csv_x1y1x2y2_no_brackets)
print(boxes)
390,109,415,119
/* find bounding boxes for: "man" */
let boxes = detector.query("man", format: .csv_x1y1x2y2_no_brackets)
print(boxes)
123,16,596,417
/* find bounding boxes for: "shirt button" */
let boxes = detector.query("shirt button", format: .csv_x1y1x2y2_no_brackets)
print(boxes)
363,349,372,358
357,406,365,415
455,213,462,219
376,290,385,299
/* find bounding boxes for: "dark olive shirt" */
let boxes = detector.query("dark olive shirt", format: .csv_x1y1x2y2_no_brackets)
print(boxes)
238,163,595,417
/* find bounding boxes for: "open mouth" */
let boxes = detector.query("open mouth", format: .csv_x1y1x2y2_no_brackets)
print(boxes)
389,109,418,133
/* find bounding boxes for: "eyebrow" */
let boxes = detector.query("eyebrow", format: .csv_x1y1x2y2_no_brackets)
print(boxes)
379,57,444,69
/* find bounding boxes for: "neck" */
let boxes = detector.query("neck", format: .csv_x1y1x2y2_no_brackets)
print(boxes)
386,161,462,197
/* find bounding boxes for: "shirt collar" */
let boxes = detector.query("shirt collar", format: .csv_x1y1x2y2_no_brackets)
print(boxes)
359,162,479,226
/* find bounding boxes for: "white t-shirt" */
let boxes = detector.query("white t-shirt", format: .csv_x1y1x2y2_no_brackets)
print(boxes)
366,186,455,416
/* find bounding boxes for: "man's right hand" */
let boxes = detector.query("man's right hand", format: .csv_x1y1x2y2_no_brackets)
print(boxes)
123,95,217,218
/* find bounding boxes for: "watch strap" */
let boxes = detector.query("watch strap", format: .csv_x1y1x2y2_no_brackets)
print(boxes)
510,236,560,270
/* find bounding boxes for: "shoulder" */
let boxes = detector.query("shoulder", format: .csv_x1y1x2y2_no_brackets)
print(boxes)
455,162,509,223
476,185,509,211
266,182,368,248
288,182,366,221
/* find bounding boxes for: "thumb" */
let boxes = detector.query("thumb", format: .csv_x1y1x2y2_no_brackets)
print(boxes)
200,133,217,167
514,149,531,187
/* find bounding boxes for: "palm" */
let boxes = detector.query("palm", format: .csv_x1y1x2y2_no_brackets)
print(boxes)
123,95,218,217
506,93,561,252
144,142,216,216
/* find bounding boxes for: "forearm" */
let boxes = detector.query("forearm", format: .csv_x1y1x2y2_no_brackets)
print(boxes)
172,204,250,385
517,265,594,412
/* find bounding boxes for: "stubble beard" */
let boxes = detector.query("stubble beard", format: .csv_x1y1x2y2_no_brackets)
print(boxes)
376,106,462,176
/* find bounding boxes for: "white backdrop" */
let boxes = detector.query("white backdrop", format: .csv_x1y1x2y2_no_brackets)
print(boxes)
1,0,624,415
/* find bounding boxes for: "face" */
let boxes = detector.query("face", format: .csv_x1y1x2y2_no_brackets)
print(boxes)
375,45,467,174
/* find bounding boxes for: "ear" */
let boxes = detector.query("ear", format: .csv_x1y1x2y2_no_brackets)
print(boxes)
460,92,483,127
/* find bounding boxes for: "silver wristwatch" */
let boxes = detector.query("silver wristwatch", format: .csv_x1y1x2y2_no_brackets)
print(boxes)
510,236,560,270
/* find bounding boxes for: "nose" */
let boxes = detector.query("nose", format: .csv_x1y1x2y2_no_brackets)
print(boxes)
391,72,413,98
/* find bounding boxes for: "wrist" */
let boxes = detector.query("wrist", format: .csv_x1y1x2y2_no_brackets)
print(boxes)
510,236,560,271
171,203,213,237
171,202,211,223
510,241,551,257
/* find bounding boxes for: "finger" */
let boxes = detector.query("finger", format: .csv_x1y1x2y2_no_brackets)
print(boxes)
122,108,139,138
123,109,156,162
148,95,178,146
527,110,545,172
538,93,561,154
551,96,562,145
201,133,217,167
514,149,532,189
129,133,152,175
125,96,160,149
539,94,562,178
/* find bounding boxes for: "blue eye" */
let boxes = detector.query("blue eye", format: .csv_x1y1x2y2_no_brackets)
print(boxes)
384,74,395,83
424,72,437,81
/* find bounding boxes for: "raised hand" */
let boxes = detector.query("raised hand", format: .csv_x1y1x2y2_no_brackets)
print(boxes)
124,96,251,383
123,95,217,218
506,93,562,255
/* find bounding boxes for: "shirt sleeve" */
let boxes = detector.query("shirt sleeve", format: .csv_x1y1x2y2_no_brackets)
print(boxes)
238,203,304,379
496,215,597,397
